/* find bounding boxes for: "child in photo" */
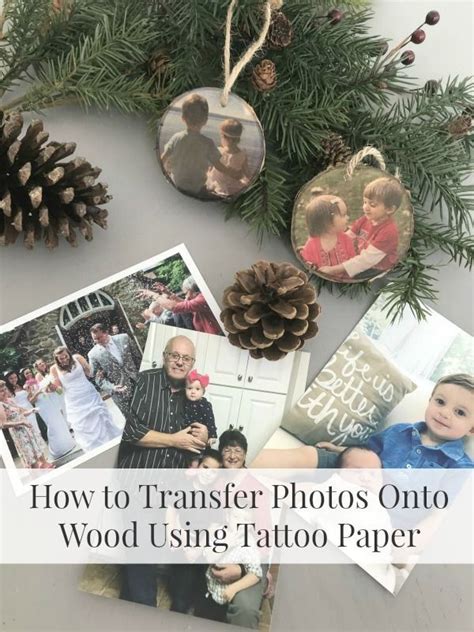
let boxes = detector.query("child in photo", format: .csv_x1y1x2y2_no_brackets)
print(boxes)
364,373,473,468
206,118,251,197
167,449,223,614
161,94,243,197
252,374,474,469
195,505,263,624
299,192,355,280
134,301,174,330
319,177,404,280
295,446,399,593
184,370,218,466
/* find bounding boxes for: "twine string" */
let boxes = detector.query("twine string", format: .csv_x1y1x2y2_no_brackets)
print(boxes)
346,146,387,179
221,0,282,107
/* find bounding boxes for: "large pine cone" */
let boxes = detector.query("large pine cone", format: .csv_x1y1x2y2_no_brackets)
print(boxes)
251,59,277,92
221,261,320,361
0,111,110,249
266,11,293,49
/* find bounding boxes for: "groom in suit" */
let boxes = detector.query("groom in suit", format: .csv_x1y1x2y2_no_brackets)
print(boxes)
88,323,141,417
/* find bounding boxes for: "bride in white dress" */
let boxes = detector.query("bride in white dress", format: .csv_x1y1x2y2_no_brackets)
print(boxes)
50,347,122,452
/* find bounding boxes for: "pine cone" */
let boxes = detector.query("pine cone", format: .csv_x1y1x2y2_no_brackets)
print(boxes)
51,0,73,15
220,261,320,361
0,111,110,250
147,51,170,77
447,114,472,139
251,60,277,92
321,133,352,167
266,11,293,49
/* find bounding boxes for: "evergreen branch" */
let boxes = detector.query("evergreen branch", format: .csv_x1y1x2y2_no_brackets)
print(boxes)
412,216,474,268
3,9,158,114
254,88,350,163
228,150,293,242
377,258,439,323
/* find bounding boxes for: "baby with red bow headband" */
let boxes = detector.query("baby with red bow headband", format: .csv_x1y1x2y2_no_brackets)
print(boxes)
186,369,210,391
184,370,218,465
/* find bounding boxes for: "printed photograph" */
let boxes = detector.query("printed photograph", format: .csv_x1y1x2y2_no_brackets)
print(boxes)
251,295,473,593
0,245,223,493
80,322,310,629
157,87,265,201
291,166,414,283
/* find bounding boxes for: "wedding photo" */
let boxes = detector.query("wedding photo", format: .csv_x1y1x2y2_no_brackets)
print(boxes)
157,87,265,201
292,166,414,284
0,245,223,493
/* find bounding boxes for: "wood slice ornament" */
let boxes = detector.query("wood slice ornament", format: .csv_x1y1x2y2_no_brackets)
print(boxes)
155,0,280,202
291,147,414,283
157,88,265,201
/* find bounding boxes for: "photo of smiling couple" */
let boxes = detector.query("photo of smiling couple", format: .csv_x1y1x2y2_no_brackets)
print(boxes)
117,334,270,629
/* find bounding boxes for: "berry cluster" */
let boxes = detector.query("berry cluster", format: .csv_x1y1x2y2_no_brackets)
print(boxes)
374,10,440,72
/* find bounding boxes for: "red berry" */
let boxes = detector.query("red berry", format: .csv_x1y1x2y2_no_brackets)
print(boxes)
411,29,426,44
401,50,415,66
425,10,440,25
327,9,343,25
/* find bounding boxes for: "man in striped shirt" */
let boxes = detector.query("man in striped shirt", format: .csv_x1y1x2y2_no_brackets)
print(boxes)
118,335,208,469
118,335,209,605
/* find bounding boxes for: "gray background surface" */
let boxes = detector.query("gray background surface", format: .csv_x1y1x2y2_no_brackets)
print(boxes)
1,1,473,630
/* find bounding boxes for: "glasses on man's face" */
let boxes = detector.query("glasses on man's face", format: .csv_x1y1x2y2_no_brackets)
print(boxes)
222,447,245,457
164,351,195,366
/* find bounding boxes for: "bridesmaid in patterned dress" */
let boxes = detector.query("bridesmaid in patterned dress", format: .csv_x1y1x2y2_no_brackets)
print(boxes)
0,380,53,469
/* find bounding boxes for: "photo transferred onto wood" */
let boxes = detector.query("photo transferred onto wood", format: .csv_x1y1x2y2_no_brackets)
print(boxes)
291,166,414,283
157,87,265,201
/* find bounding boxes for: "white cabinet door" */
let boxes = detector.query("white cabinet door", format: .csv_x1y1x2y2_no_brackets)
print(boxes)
244,353,295,394
206,385,243,439
140,324,208,371
141,324,177,370
238,390,287,462
205,335,248,388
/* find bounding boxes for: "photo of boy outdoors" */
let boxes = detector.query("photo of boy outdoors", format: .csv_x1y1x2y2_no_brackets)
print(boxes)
157,88,265,201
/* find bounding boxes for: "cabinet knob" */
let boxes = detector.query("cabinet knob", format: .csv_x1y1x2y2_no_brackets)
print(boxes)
152,361,157,368
248,376,253,383
237,374,243,381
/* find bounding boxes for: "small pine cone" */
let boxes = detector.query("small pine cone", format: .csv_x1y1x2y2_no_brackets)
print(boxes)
0,111,111,250
147,51,170,77
251,60,277,92
447,114,472,139
320,133,352,167
51,0,73,15
220,261,321,361
266,11,293,49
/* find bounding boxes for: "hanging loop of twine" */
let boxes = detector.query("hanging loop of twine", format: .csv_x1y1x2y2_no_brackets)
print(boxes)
221,0,282,107
346,146,387,179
